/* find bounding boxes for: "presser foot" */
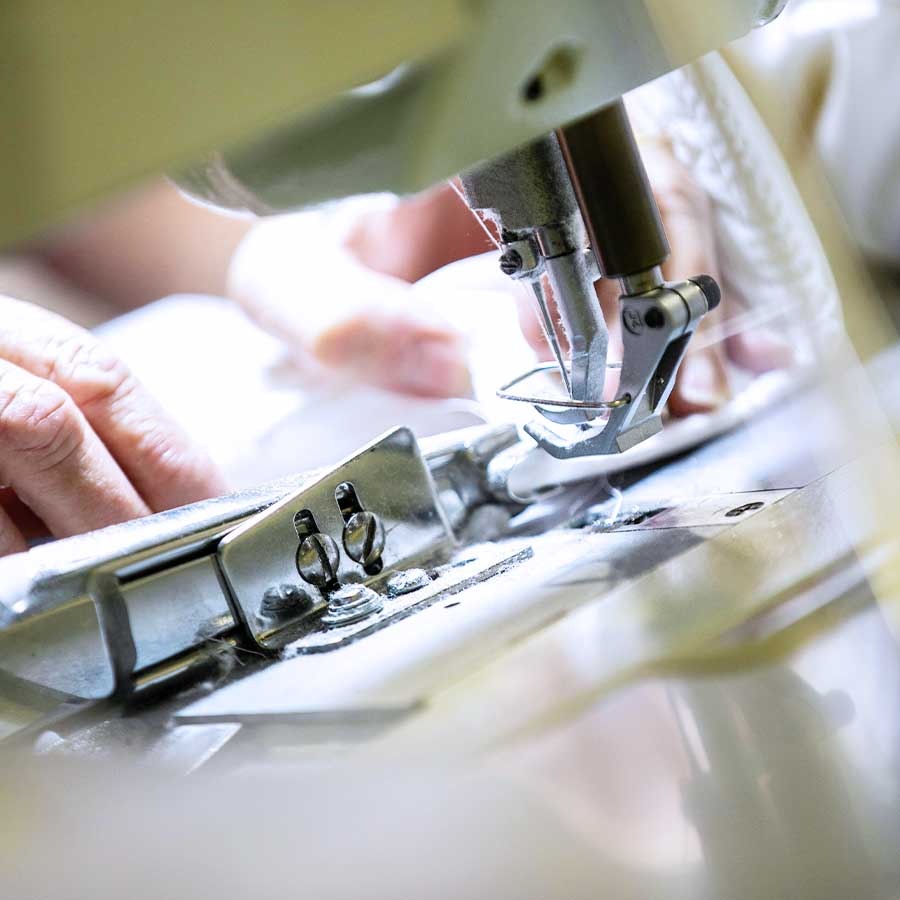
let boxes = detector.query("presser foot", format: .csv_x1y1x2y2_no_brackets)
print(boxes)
500,276,720,460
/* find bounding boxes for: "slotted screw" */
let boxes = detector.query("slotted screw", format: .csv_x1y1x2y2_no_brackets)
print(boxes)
296,533,340,587
499,249,523,276
343,511,386,567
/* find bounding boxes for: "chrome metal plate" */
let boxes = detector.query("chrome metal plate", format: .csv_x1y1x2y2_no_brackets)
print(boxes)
284,543,533,655
217,428,454,650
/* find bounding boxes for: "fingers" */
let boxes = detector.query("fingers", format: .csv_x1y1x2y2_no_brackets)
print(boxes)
231,210,476,400
0,487,47,543
0,359,151,537
332,184,484,398
345,182,496,283
0,501,27,557
725,329,794,374
0,297,225,512
313,310,473,399
515,289,555,360
667,344,730,417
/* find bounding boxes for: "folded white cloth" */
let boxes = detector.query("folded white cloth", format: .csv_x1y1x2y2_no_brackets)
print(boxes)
733,0,900,264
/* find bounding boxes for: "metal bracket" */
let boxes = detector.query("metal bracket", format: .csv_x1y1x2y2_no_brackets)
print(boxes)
216,428,455,650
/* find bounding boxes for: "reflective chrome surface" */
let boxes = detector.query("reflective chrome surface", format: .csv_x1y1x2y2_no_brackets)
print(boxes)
218,427,455,649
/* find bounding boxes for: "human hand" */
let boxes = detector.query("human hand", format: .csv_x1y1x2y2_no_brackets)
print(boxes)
0,297,226,556
228,199,478,400
232,140,790,409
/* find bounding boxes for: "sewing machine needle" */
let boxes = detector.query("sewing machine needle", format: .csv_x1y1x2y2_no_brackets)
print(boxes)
530,279,572,396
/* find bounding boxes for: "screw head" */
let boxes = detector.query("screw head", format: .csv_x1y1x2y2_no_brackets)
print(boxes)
498,249,523,276
321,584,384,628
343,511,386,567
296,533,340,587
259,583,310,620
724,501,765,518
623,307,644,335
385,567,433,597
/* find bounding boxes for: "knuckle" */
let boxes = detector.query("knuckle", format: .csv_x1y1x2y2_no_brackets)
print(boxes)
46,333,134,410
131,422,190,477
0,373,83,468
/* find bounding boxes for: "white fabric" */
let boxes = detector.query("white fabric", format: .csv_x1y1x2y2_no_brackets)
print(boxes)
635,53,844,364
739,0,900,264
97,295,486,489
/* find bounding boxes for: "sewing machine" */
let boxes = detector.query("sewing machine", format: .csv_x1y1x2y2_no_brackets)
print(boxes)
2,3,900,898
